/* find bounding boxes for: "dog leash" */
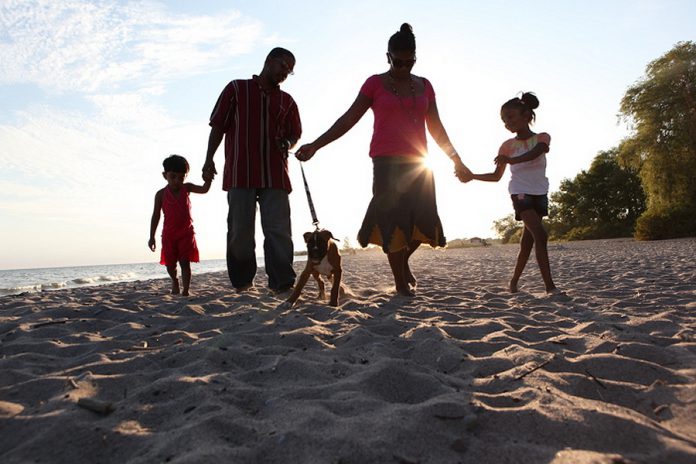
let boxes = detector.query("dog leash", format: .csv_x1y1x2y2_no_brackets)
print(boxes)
298,160,320,229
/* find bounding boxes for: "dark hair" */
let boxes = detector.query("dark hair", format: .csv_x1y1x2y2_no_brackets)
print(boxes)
267,47,295,62
501,92,539,121
388,23,416,52
162,154,189,173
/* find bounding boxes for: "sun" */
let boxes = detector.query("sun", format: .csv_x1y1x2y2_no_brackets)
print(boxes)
422,153,449,171
421,153,436,170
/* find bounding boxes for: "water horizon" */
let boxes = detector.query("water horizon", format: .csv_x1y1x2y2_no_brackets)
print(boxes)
0,255,307,297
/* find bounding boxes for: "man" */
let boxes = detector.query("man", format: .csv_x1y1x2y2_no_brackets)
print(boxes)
203,48,301,293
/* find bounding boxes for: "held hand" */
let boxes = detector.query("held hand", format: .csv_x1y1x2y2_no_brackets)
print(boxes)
295,143,317,162
494,155,510,166
202,160,217,180
148,238,156,252
276,137,290,153
202,169,215,183
454,161,473,183
457,173,474,184
455,169,474,183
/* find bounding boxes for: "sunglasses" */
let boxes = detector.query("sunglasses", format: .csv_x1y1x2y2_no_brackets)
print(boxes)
388,53,416,68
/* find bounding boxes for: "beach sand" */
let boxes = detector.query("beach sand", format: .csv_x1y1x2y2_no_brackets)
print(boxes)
1,238,695,463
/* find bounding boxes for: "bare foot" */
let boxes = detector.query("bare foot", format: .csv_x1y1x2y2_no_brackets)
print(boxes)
509,279,519,293
405,264,417,288
546,288,570,300
171,279,180,295
396,285,416,297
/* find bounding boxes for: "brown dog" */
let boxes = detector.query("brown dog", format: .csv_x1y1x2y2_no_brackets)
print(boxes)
283,229,342,307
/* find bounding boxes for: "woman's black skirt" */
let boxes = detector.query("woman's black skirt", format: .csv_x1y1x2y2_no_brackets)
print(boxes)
358,156,446,253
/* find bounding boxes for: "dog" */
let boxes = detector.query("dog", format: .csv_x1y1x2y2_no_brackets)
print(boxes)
283,229,342,307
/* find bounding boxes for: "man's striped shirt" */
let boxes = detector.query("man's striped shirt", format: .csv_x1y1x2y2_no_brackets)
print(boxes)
209,75,302,192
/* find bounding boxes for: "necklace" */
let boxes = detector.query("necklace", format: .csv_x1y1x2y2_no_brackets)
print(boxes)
387,72,418,124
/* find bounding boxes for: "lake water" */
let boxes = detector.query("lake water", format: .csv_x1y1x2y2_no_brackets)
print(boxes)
0,256,306,297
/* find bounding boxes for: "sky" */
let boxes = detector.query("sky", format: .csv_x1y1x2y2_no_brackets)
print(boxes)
1,0,695,270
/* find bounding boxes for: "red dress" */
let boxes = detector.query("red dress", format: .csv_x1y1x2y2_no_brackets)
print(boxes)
160,185,200,266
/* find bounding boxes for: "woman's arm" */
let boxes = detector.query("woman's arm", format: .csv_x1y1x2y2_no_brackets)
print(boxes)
425,99,472,178
295,93,372,161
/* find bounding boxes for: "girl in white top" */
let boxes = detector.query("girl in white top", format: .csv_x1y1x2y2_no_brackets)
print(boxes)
469,92,558,293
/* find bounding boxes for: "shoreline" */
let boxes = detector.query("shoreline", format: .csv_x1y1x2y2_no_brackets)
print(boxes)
1,238,695,463
0,237,634,298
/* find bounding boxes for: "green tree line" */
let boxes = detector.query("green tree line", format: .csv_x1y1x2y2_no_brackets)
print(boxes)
495,41,696,243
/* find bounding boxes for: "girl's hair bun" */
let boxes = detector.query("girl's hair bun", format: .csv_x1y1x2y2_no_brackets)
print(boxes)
520,92,539,110
501,91,539,122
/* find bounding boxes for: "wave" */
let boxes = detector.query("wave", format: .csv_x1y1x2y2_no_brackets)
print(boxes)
70,272,138,285
0,258,311,297
0,284,44,297
1,271,154,297
0,261,228,297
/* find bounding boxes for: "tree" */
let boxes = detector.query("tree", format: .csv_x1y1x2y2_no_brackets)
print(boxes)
341,236,357,255
618,41,696,239
549,148,646,240
493,214,522,244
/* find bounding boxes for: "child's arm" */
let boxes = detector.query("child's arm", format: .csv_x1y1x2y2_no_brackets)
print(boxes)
494,142,549,166
471,160,507,182
186,176,213,194
148,189,164,251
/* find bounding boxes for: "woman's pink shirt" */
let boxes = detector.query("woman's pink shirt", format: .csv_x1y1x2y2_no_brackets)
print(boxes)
359,74,435,157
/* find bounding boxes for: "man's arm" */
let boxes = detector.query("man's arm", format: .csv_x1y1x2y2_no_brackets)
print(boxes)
203,126,224,178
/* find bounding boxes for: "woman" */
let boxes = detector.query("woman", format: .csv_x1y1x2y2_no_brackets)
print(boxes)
296,23,472,296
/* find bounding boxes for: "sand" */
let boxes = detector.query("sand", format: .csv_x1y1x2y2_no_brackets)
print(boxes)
1,238,695,463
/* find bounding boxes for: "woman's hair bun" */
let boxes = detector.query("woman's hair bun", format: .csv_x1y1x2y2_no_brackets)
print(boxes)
389,23,416,51
520,92,539,110
400,23,414,35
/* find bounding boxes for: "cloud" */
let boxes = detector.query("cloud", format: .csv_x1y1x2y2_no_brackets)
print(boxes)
0,0,265,204
0,0,263,94
0,105,212,258
87,91,176,130
0,106,153,188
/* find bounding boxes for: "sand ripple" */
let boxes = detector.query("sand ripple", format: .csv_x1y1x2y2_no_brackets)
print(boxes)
1,238,695,463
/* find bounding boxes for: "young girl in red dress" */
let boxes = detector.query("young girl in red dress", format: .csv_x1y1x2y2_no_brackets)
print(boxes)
149,155,212,296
